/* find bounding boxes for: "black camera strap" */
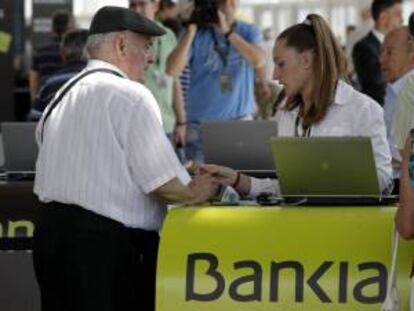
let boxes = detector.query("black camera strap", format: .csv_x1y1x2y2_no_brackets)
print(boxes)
40,68,124,143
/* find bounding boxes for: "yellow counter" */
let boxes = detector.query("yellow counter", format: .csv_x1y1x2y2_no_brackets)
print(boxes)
156,206,414,311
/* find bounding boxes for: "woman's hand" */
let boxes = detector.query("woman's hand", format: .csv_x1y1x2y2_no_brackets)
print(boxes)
200,164,238,186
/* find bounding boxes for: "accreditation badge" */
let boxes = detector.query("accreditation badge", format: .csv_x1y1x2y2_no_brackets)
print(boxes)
154,70,167,88
220,73,233,93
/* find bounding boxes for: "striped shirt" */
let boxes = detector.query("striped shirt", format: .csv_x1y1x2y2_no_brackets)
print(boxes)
32,36,64,87
34,59,191,230
180,64,191,108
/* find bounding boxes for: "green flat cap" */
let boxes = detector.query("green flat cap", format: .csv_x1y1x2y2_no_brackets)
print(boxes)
89,6,166,37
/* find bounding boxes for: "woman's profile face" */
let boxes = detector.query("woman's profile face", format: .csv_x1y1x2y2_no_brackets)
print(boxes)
273,39,313,98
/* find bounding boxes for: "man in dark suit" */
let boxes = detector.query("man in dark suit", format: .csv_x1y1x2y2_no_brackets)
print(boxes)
353,0,402,106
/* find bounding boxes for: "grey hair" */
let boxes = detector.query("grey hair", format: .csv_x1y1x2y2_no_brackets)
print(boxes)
86,32,123,55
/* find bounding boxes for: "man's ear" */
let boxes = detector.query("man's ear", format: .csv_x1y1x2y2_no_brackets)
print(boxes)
115,33,126,57
300,49,313,70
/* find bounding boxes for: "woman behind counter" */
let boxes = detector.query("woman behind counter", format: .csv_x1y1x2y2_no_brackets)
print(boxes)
202,14,392,196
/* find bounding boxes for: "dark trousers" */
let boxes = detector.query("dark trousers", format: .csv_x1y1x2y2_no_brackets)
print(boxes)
392,178,400,195
32,202,159,311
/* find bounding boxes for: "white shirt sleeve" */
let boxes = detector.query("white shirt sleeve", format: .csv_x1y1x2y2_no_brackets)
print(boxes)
249,177,281,197
121,95,190,194
357,100,393,193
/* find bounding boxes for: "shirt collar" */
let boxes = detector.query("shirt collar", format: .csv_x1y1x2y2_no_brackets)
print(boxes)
286,80,350,116
86,59,129,79
372,28,385,43
388,68,414,94
333,80,352,106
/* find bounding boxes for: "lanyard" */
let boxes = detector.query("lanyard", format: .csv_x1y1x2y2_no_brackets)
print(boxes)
210,26,232,69
40,68,124,143
294,115,312,137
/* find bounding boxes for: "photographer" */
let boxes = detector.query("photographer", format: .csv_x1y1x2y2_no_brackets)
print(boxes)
167,0,264,162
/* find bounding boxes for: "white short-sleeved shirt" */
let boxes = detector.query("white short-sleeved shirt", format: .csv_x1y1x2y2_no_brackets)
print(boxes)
250,80,393,196
34,60,191,230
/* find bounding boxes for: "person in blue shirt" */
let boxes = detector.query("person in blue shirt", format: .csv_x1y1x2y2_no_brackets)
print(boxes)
167,0,264,162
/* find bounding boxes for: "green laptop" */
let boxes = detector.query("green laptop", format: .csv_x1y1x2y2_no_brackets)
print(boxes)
270,137,381,198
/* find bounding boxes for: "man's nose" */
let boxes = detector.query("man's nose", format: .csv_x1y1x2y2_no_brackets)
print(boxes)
146,52,154,64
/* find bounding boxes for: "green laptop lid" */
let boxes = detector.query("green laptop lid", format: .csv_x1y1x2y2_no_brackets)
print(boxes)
271,137,380,196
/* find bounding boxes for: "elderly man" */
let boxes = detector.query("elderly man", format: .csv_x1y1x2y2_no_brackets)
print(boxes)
353,0,403,106
32,6,217,311
380,26,414,192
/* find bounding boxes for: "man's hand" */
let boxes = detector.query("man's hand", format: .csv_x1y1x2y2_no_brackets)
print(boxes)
189,174,219,203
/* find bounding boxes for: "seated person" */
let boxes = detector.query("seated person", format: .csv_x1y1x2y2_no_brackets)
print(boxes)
202,14,393,196
29,29,88,120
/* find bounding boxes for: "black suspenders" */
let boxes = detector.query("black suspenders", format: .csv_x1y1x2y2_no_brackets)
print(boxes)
40,68,124,142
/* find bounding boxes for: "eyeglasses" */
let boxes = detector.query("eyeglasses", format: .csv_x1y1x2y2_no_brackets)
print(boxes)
126,41,152,57
120,31,153,56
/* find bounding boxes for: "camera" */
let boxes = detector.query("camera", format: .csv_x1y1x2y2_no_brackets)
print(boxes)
190,0,219,28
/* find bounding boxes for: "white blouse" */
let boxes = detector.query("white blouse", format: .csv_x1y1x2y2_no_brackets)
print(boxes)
250,80,393,196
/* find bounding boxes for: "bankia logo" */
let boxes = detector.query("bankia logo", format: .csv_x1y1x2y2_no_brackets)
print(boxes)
0,219,34,238
186,252,387,304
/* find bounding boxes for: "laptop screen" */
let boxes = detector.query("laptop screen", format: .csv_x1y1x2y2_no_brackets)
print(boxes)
271,137,381,196
202,120,278,172
1,122,38,172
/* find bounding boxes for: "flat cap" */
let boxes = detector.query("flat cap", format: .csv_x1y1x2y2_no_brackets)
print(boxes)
89,6,166,37
160,0,177,6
